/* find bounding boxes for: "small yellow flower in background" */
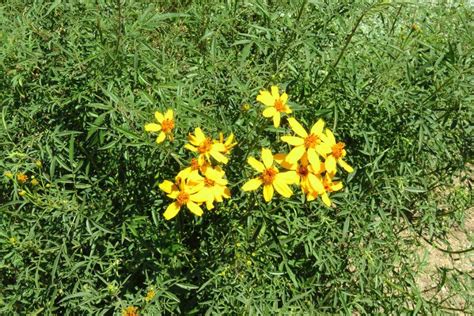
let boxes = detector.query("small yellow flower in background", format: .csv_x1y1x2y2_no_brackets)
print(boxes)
17,173,28,184
145,109,175,144
145,289,156,302
242,148,298,202
257,85,292,128
122,306,138,316
323,129,353,175
18,190,27,197
241,103,250,111
188,166,231,210
159,177,205,220
185,127,228,165
4,171,13,179
217,132,237,154
35,160,43,168
281,117,331,169
31,178,39,186
320,173,343,207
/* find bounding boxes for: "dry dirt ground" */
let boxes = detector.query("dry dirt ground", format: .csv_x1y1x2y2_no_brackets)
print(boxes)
414,166,473,313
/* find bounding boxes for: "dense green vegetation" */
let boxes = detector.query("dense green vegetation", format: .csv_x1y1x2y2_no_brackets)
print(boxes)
1,0,472,314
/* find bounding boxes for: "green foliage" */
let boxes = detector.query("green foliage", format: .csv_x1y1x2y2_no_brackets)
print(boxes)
0,0,472,314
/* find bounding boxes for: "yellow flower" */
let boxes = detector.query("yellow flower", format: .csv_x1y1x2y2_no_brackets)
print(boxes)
35,160,42,168
323,129,353,175
31,178,39,186
18,190,27,197
176,158,205,181
145,109,175,144
145,289,156,302
188,166,230,210
256,86,292,128
281,117,332,169
16,173,28,184
4,171,13,179
185,128,228,165
242,148,298,202
159,177,205,220
217,132,237,154
319,173,343,207
274,152,324,200
122,306,138,316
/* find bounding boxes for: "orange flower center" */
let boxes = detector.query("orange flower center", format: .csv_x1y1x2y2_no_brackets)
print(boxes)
260,168,277,185
304,134,320,148
176,191,190,206
198,138,213,153
274,98,285,112
297,165,308,177
190,158,200,170
161,119,175,133
323,179,332,192
332,142,345,159
204,178,215,187
17,173,28,183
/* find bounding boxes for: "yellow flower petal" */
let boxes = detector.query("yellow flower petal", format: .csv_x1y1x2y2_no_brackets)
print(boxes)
310,119,325,135
263,184,274,202
145,123,161,132
184,144,197,152
338,159,354,173
242,178,262,191
165,109,173,120
176,167,192,180
156,132,166,144
247,157,265,172
325,155,337,175
281,136,304,146
155,111,164,123
308,173,324,193
280,92,288,104
163,202,180,220
256,90,275,106
191,188,212,203
288,117,308,138
274,154,296,170
273,112,281,128
262,106,277,118
331,181,343,192
194,127,206,143
187,201,203,216
273,153,286,164
261,148,273,168
210,150,229,164
307,148,320,169
212,142,226,152
285,145,305,164
316,143,332,156
159,180,175,193
321,193,331,207
306,191,317,201
273,179,292,198
271,86,280,99
277,171,299,184
325,128,336,145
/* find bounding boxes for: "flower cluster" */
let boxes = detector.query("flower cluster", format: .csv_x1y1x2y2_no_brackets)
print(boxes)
146,86,354,220
150,116,236,219
243,86,354,206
